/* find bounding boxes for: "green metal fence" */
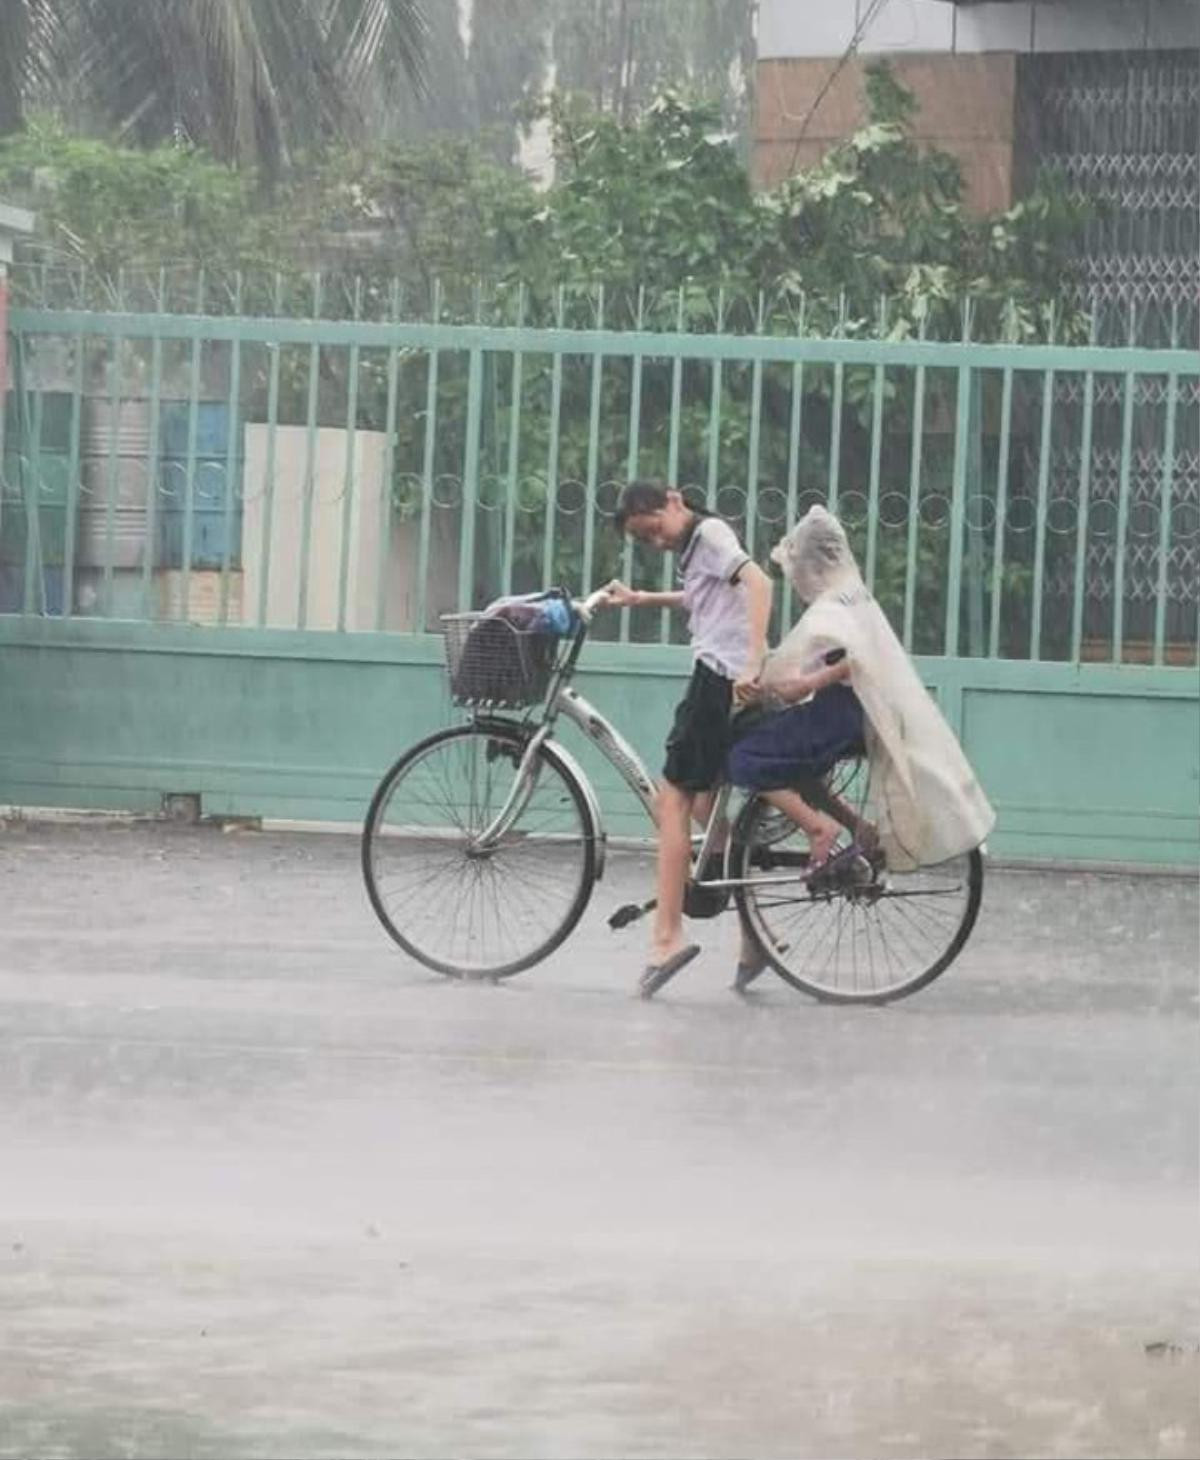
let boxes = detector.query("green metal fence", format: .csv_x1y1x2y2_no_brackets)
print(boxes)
3,290,1198,668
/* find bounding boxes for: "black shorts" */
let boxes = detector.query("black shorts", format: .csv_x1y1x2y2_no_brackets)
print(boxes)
662,660,734,792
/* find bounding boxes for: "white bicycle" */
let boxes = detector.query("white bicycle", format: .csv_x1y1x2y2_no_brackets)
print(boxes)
361,590,984,1004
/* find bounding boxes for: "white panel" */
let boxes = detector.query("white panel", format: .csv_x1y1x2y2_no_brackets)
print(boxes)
240,426,459,633
757,0,1195,63
1148,0,1200,47
953,3,1035,53
858,0,955,53
1033,0,1151,53
757,0,857,59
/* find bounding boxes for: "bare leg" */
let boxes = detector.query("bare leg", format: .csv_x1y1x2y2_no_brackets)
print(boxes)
763,787,840,866
651,782,694,965
795,775,879,850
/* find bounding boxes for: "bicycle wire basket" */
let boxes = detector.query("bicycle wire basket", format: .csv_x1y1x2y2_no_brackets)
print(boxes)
441,612,562,709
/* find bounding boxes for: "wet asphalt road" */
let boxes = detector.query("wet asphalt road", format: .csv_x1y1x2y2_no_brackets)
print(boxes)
0,821,1196,1459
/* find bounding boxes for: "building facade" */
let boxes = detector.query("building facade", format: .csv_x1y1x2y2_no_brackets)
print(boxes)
756,0,1199,333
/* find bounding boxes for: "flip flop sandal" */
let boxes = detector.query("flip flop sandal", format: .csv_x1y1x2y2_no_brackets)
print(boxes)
732,952,769,993
638,943,701,999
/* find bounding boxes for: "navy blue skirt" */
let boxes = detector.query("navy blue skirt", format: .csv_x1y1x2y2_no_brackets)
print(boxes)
728,683,866,791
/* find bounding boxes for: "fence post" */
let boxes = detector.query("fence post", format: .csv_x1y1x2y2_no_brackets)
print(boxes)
0,205,35,414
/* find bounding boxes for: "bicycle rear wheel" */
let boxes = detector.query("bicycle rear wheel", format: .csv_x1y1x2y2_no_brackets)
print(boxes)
362,722,598,978
731,794,983,1005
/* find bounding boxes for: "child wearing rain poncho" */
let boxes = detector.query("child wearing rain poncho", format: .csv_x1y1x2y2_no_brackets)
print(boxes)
730,506,995,898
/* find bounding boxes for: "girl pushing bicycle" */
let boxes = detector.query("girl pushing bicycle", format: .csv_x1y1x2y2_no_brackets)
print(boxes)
605,481,773,997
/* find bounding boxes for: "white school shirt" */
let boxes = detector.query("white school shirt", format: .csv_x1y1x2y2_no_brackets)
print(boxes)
677,516,752,680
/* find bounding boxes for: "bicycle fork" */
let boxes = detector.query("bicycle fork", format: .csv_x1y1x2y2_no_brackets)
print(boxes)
467,725,551,855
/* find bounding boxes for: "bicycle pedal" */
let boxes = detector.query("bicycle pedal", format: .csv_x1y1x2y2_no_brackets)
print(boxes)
609,901,652,930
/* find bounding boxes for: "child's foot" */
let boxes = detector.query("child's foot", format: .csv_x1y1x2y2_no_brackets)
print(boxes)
806,817,841,870
806,841,875,894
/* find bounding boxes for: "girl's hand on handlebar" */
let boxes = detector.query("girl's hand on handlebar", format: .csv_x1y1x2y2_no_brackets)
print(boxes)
576,586,617,620
604,579,639,608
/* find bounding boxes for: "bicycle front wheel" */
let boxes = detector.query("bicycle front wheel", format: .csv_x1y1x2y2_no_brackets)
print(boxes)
731,795,983,1005
362,722,598,979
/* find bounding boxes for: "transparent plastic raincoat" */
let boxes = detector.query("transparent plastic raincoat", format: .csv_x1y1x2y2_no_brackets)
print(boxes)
761,506,995,870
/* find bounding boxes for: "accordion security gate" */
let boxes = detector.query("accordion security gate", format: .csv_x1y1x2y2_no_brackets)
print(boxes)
0,297,1197,865
1016,47,1200,671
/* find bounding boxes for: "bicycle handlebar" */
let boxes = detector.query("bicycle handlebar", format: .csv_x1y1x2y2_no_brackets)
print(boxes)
573,588,614,623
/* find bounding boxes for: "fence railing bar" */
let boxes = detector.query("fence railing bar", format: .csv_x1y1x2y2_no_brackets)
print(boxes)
19,335,44,614
176,269,207,622
541,287,565,600
2,338,17,596
582,284,605,598
827,293,846,515
61,324,85,621
965,371,987,658
988,367,1015,659
782,296,807,632
500,284,525,600
336,277,363,632
1153,370,1179,666
902,315,928,652
11,308,1198,376
1029,364,1056,660
219,271,243,626
1069,366,1097,663
375,282,402,632
1113,366,1137,662
296,271,323,631
745,291,765,562
946,361,972,657
619,287,645,644
663,286,685,643
705,287,725,513
458,347,484,613
865,296,887,592
256,273,284,627
101,270,128,618
140,290,165,622
416,278,442,635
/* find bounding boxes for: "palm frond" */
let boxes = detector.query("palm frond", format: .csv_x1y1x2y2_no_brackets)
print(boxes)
2,0,427,169
326,0,428,95
0,0,68,132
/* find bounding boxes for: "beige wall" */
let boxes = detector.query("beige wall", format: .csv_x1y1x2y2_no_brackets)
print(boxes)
754,53,1019,215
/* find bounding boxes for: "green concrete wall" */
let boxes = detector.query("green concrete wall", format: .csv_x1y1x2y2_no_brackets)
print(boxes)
1,617,1196,866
